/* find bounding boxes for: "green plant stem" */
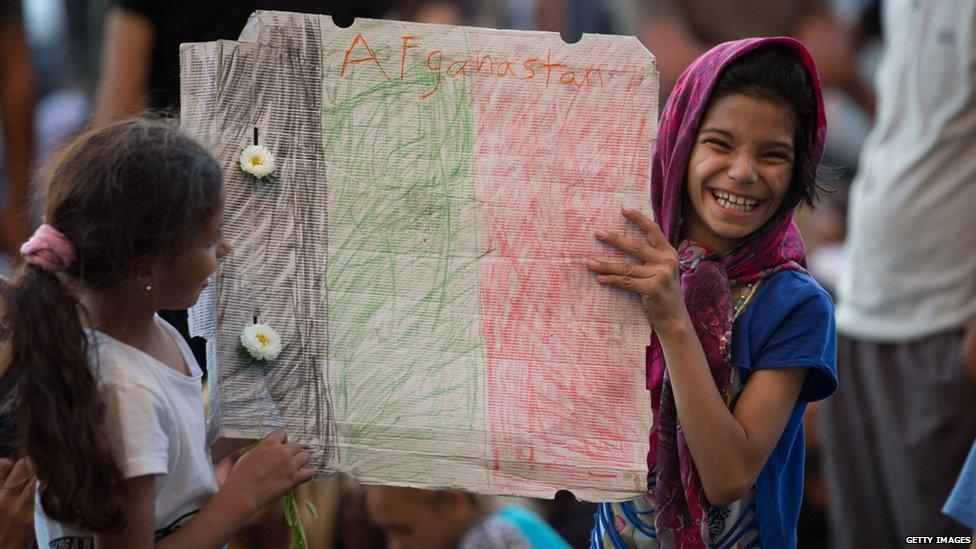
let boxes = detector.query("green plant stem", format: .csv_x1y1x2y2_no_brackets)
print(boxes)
242,441,317,548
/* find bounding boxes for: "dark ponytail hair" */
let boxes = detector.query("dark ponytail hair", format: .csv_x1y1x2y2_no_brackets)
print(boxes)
8,118,223,531
708,45,822,213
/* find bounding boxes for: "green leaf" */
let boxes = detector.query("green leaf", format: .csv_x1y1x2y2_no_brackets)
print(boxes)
296,495,319,518
282,489,310,548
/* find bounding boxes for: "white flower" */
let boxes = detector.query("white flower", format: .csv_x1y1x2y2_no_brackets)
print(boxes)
239,145,277,179
240,323,283,362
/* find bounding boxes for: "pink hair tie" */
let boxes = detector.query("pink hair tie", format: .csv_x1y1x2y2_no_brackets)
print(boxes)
20,224,76,273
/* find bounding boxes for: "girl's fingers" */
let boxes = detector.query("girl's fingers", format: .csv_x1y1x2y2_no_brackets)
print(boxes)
7,459,32,486
586,258,651,278
267,429,288,444
21,475,36,498
0,458,13,482
594,230,656,262
295,467,315,484
293,451,311,467
284,442,302,456
595,273,649,291
621,206,669,249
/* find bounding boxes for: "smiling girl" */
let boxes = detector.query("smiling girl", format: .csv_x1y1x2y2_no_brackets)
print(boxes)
588,39,837,548
8,119,314,548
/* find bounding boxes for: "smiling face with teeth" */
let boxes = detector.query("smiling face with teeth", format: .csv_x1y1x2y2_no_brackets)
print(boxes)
683,92,797,253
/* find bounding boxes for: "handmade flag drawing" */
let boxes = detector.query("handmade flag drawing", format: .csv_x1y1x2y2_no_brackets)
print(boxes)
182,11,657,501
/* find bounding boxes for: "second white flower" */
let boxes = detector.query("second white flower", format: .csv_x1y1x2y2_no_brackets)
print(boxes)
240,323,283,362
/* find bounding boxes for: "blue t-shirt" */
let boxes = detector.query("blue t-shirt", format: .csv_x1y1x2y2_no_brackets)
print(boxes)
727,269,838,548
590,270,837,549
943,440,976,530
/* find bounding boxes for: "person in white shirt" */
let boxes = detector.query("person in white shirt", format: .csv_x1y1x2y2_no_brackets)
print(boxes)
823,2,976,547
8,118,314,547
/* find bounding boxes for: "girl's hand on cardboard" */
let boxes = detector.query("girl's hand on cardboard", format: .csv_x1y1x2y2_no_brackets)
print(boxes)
588,206,689,333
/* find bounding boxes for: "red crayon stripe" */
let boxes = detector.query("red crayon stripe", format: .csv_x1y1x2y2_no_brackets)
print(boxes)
470,62,652,491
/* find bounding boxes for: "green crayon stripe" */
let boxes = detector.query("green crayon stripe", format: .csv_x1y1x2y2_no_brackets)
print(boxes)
322,41,485,469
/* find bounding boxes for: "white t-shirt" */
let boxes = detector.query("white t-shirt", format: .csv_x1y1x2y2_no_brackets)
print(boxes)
836,0,976,341
34,317,218,546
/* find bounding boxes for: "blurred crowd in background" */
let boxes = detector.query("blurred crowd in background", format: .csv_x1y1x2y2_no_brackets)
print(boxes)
0,0,953,547
0,0,881,286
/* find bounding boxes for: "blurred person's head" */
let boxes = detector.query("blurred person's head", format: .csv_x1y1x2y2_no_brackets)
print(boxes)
397,0,463,25
362,485,486,549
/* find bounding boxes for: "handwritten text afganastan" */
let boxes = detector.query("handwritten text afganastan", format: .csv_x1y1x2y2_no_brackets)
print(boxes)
338,33,606,99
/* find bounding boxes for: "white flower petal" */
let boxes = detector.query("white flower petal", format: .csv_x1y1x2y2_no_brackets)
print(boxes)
240,323,283,362
239,145,277,179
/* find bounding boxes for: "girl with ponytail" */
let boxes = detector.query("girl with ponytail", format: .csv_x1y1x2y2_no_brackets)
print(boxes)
9,118,313,547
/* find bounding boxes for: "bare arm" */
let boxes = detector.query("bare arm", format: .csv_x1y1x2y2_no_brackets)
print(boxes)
96,474,256,549
95,475,156,548
0,21,35,257
96,430,313,549
536,0,568,35
589,207,808,506
794,14,875,116
0,300,32,549
654,318,807,505
92,7,154,127
0,458,35,549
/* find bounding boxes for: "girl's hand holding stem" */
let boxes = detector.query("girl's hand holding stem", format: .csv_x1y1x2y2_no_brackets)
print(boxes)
100,429,314,548
223,429,314,516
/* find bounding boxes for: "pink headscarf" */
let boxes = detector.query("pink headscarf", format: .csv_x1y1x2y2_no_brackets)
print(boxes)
646,37,826,547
